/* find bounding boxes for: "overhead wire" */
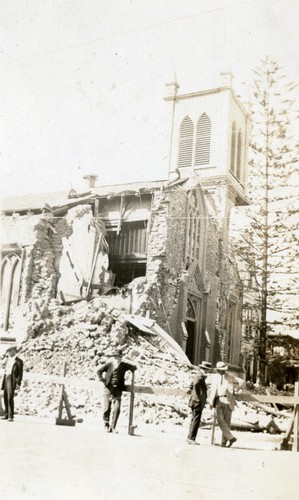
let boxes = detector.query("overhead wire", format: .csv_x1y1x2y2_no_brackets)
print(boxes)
4,0,257,64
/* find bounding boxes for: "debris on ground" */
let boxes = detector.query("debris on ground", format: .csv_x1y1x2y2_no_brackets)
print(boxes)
1,298,194,424
0,297,292,432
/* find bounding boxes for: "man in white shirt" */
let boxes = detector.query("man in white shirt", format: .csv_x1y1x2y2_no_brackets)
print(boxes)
1,345,23,422
208,361,244,447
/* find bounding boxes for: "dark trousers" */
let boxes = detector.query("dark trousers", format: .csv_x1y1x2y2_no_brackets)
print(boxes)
102,386,122,430
3,375,15,420
187,405,203,441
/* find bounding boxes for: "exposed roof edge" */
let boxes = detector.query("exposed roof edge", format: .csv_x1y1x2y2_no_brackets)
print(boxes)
124,314,192,366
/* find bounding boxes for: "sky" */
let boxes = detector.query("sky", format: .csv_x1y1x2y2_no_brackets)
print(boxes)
1,0,299,200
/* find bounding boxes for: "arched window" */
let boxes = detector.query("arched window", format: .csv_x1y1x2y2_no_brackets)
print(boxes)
195,113,211,166
186,297,197,320
236,129,242,180
185,189,206,270
1,252,21,331
230,121,237,174
177,116,194,168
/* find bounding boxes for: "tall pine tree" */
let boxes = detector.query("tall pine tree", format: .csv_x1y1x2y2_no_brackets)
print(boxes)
231,57,299,385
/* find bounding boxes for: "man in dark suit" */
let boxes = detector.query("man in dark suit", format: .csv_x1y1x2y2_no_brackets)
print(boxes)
187,361,212,445
1,344,23,422
97,348,136,433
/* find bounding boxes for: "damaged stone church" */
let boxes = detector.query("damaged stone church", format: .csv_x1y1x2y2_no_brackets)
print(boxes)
1,74,249,368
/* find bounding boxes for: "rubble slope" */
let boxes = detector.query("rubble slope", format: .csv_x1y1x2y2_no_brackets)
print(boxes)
13,298,194,425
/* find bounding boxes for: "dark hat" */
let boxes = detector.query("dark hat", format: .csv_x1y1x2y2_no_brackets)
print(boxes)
199,361,212,370
111,348,123,357
5,343,18,353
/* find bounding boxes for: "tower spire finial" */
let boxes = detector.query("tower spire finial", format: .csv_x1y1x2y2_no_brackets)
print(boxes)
165,65,179,98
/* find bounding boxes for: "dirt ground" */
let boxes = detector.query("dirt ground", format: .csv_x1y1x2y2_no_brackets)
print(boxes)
1,414,298,500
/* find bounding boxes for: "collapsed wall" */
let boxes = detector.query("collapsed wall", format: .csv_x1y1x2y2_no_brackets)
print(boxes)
4,297,195,425
1,211,66,335
2,204,109,339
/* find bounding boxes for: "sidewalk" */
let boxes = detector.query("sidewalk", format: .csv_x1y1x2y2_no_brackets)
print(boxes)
1,415,298,500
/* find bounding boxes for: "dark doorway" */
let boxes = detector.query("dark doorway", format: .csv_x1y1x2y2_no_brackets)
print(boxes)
286,366,297,385
186,320,196,364
109,261,146,287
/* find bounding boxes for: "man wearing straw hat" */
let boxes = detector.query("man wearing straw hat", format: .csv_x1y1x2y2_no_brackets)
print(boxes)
1,344,23,422
208,361,243,447
187,360,212,445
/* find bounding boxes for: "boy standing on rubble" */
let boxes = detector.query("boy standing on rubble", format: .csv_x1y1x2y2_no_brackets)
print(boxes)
187,361,212,445
97,348,136,433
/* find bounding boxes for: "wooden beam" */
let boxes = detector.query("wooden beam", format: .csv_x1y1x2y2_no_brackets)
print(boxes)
1,368,299,406
128,371,135,435
292,382,299,452
248,401,290,418
235,393,299,405
130,385,187,397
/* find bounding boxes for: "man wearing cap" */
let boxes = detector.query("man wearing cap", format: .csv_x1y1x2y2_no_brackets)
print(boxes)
97,348,136,433
1,345,23,422
187,360,212,445
208,361,243,447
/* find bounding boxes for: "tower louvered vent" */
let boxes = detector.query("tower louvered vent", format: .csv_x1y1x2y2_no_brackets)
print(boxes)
195,113,211,166
230,121,237,174
177,116,194,168
236,130,242,180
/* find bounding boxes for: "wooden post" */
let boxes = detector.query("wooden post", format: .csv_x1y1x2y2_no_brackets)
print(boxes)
280,411,295,451
57,362,67,420
211,408,216,445
292,381,299,452
86,234,103,299
56,362,76,426
128,371,135,435
0,390,5,416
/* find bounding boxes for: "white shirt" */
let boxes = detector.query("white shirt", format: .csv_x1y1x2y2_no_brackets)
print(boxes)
5,355,17,375
216,374,229,397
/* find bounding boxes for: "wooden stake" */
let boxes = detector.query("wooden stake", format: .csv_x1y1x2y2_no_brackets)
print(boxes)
292,381,299,452
56,362,76,427
211,408,216,445
128,371,135,435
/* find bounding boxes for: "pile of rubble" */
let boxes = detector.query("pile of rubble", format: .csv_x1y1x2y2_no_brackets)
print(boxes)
10,297,194,424
1,297,292,434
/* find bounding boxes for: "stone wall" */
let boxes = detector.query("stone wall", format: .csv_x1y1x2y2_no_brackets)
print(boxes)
217,241,243,365
146,187,187,336
205,272,220,362
1,213,69,307
204,217,220,275
2,211,77,338
202,217,221,362
128,184,243,365
56,205,100,302
1,213,40,247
